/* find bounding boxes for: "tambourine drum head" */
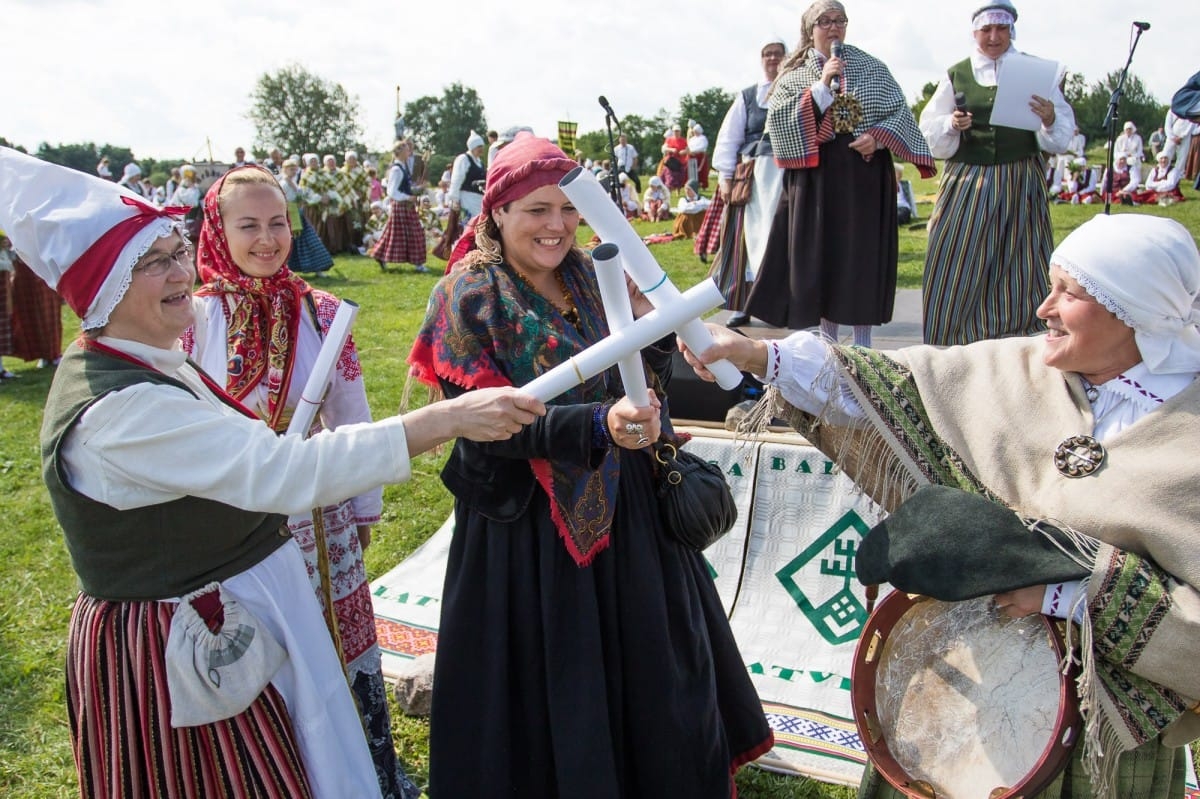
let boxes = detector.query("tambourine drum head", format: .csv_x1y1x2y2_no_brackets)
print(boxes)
853,594,1078,798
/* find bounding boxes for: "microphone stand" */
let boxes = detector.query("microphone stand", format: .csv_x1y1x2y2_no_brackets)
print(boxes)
602,105,623,210
1102,24,1147,215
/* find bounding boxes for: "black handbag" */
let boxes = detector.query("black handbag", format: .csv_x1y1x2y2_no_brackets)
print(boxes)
653,441,738,551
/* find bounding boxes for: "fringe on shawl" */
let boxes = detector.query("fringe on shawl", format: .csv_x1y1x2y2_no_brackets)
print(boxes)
1028,519,1119,799
730,343,926,516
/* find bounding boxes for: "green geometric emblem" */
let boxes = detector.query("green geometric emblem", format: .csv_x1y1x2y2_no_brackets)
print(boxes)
774,509,870,645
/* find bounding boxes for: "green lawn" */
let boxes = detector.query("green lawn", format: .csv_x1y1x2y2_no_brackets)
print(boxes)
2,190,1198,797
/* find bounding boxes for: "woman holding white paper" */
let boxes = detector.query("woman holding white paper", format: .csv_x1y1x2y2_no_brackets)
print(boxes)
408,133,772,798
919,0,1075,346
184,165,420,799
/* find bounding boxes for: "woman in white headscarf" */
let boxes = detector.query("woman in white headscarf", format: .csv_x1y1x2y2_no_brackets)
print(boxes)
683,212,1200,799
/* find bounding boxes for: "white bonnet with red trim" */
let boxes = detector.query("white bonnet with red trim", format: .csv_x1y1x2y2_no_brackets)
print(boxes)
0,146,180,330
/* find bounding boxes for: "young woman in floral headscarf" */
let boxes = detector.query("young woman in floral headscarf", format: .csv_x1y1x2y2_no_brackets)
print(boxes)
184,165,420,799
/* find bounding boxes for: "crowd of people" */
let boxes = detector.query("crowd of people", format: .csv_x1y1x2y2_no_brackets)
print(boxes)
3,2,1200,798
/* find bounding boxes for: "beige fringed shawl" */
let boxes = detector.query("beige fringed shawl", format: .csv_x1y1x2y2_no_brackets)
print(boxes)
772,336,1200,794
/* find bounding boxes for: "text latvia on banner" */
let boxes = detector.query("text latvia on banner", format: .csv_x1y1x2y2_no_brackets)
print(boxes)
370,429,883,786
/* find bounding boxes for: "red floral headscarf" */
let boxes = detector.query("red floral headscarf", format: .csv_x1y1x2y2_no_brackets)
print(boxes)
194,165,311,431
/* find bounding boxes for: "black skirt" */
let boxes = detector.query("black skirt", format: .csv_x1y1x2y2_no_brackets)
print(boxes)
745,133,897,329
428,446,772,798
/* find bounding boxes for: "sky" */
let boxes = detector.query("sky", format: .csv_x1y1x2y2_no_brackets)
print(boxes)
4,0,1197,163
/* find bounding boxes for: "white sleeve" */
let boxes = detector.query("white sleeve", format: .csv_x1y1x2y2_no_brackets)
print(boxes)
712,93,748,178
919,78,962,160
386,165,405,201
763,331,866,425
811,81,834,114
448,154,466,201
61,380,412,515
1036,71,1076,154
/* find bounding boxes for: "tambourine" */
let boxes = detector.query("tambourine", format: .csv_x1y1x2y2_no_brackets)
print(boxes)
852,592,1080,798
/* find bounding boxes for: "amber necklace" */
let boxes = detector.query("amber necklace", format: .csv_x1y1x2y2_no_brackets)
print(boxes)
512,266,580,327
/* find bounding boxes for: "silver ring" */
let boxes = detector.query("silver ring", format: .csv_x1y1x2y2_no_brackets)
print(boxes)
636,436,649,446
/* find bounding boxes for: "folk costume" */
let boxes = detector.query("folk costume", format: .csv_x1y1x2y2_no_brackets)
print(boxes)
0,146,402,798
749,4,934,337
185,167,418,799
918,2,1075,345
299,161,345,254
408,134,772,798
447,131,486,221
744,214,1200,799
336,156,370,251
708,48,787,312
278,164,335,274
8,253,64,364
372,155,428,272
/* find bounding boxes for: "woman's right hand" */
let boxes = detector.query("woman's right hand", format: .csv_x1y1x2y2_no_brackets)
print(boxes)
952,110,973,132
451,387,546,441
821,55,844,89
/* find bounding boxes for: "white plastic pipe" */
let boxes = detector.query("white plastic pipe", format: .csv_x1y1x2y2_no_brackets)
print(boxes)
285,300,359,437
523,279,725,403
591,243,651,407
559,166,743,390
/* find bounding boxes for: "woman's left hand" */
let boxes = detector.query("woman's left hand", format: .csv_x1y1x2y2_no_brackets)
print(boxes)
993,585,1046,618
1029,95,1056,127
627,274,654,319
606,394,662,450
849,133,878,157
357,525,372,552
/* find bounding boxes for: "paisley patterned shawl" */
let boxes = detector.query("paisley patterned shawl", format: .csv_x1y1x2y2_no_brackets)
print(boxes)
194,169,312,432
767,44,936,177
408,251,624,566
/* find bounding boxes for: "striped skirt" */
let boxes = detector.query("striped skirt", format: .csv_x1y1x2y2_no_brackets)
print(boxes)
922,156,1053,346
372,201,427,266
707,203,749,311
67,593,314,799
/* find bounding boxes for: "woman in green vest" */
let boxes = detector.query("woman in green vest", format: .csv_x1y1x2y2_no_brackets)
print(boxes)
918,1,1076,346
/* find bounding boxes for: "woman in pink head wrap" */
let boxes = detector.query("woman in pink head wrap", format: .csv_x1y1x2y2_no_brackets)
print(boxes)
409,133,773,797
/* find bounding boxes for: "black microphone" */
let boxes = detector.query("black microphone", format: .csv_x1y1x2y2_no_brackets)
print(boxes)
954,91,971,142
1133,20,1150,30
598,95,615,119
830,40,843,93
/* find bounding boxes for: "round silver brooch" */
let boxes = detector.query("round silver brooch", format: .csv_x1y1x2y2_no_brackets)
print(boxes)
1053,435,1106,478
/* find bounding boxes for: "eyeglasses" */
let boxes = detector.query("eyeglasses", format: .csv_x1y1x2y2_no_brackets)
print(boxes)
816,16,849,29
133,245,193,278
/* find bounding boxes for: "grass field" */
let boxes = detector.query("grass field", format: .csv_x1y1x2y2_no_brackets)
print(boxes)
2,176,1198,797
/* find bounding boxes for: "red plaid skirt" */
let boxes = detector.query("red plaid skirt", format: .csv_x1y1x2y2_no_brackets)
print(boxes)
372,201,427,266
0,271,12,355
10,257,64,362
694,195,724,256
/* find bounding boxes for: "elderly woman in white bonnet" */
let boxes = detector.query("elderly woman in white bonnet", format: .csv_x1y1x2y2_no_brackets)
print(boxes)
0,145,543,798
683,212,1200,799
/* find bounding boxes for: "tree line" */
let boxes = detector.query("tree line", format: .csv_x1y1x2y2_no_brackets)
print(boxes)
3,64,1174,185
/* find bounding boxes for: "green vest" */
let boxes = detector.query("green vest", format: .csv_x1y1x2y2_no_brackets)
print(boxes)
947,59,1040,165
41,342,290,601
